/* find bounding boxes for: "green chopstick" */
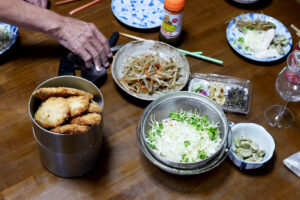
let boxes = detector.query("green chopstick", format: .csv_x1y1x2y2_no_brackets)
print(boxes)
179,50,203,56
119,32,223,66
178,49,223,65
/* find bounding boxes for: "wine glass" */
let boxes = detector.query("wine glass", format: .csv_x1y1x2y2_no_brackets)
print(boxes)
265,50,300,128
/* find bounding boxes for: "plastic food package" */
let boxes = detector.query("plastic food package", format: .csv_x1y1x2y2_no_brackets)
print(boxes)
283,152,300,178
188,74,252,114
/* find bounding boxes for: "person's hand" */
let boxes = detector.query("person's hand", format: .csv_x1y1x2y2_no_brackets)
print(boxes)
50,17,112,71
24,0,48,8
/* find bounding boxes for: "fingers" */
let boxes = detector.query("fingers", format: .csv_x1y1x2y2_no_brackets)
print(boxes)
83,29,108,71
77,47,93,69
89,23,112,58
84,43,102,71
37,0,43,7
87,23,111,69
52,18,111,72
90,39,109,68
41,0,48,8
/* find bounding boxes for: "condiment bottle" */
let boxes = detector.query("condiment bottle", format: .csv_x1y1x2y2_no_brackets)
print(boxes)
159,0,185,47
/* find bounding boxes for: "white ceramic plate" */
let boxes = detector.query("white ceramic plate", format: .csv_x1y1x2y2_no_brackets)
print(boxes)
111,0,164,29
226,13,292,62
111,40,190,101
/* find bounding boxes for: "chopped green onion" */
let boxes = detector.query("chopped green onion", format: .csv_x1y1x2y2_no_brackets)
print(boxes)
184,141,190,147
194,85,204,93
198,150,207,159
238,37,244,43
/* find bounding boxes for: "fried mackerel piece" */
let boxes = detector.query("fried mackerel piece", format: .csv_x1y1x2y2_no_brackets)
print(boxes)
87,102,103,113
34,97,69,129
67,96,90,117
51,124,89,134
71,113,101,126
33,87,93,101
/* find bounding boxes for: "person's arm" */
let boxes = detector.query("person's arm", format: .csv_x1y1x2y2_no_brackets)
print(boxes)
0,0,111,71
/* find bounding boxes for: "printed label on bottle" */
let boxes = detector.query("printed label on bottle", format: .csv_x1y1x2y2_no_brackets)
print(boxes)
160,9,183,38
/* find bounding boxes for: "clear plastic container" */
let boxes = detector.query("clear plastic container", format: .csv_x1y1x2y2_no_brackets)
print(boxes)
188,73,252,114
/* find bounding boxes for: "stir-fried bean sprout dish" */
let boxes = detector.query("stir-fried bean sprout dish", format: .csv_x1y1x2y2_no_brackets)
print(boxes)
146,111,221,163
119,53,184,95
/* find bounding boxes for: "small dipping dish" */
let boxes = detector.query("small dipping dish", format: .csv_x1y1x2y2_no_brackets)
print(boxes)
228,123,275,170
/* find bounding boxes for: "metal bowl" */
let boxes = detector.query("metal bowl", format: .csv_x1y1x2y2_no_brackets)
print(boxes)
111,40,190,101
137,91,231,171
28,76,104,177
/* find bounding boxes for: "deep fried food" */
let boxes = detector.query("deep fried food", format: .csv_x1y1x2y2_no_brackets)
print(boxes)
51,124,89,134
87,102,103,113
34,97,69,129
67,96,89,117
70,113,101,126
33,87,93,101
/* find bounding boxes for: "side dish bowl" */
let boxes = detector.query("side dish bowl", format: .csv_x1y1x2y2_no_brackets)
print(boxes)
228,123,275,170
137,91,231,171
111,40,190,101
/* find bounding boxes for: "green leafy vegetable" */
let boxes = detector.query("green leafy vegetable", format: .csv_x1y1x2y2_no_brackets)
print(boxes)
198,150,207,159
148,142,156,150
184,141,191,147
194,85,204,93
207,127,218,141
169,111,219,141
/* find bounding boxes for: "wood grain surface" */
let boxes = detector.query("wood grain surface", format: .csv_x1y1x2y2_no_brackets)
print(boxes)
1,0,300,199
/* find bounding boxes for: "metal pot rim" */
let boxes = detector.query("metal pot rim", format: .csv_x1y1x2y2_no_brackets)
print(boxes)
28,75,104,137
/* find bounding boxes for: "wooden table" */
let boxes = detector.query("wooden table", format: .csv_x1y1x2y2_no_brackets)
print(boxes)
1,0,300,199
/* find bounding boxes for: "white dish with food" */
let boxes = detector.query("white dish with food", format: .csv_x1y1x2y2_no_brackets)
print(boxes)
226,13,292,62
228,123,275,170
0,22,18,55
111,40,190,101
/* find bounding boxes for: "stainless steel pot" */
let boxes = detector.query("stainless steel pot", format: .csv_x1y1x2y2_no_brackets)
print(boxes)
28,76,104,178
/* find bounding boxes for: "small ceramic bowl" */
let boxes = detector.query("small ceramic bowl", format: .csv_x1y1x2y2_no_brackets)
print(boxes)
228,123,275,170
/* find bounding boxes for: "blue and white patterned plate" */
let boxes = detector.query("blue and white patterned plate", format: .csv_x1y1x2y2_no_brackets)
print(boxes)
0,23,18,55
111,0,164,29
226,13,292,62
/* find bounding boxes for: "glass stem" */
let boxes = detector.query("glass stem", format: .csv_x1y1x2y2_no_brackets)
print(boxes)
274,100,288,125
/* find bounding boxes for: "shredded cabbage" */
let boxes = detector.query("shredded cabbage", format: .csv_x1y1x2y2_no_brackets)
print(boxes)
146,111,221,163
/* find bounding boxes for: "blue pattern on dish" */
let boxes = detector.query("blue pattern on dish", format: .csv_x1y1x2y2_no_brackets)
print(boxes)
111,0,164,29
226,13,292,62
0,23,18,55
